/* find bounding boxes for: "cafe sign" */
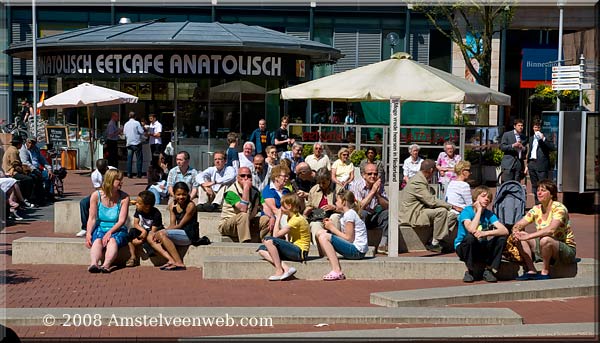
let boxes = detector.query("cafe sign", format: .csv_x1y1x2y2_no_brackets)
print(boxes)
37,51,300,78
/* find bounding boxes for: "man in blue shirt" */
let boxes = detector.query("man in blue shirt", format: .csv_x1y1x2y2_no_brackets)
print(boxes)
248,119,272,157
455,186,509,283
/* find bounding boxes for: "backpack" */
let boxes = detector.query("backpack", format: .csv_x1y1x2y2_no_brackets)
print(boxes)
492,180,526,227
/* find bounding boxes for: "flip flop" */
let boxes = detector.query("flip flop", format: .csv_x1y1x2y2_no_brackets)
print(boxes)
322,270,346,281
280,267,297,281
159,263,174,270
164,265,186,271
88,265,101,273
100,266,113,274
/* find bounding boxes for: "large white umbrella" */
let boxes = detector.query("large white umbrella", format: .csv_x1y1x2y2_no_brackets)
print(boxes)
38,82,138,170
281,53,511,257
282,53,510,105
38,82,138,109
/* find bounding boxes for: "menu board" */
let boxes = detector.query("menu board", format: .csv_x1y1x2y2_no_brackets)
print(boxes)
46,126,69,148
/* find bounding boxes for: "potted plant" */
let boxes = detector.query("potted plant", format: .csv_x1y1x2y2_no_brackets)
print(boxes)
482,147,503,182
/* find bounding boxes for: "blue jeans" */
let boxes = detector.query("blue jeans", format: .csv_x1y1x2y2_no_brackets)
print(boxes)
126,144,143,177
80,195,92,230
330,235,365,260
258,236,307,262
148,187,162,205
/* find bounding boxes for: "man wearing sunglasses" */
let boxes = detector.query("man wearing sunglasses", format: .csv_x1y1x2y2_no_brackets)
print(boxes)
350,163,389,255
218,167,270,243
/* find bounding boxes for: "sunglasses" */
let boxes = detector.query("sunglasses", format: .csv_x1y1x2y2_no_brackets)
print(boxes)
239,174,252,178
366,172,378,176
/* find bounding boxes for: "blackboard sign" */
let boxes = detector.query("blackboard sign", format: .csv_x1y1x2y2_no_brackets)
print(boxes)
46,126,69,148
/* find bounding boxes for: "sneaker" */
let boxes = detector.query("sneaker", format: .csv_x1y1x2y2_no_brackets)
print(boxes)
463,271,475,283
482,269,497,283
23,200,36,208
76,229,87,237
10,212,24,221
426,243,443,253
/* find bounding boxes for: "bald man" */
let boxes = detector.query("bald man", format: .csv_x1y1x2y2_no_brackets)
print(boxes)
218,167,270,243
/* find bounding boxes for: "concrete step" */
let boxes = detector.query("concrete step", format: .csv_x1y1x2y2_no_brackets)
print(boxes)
370,277,597,307
11,237,375,267
0,306,522,327
201,255,596,280
222,322,597,339
54,201,222,235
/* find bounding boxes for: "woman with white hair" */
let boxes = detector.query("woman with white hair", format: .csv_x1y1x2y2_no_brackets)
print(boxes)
403,144,423,185
238,141,255,169
331,148,354,189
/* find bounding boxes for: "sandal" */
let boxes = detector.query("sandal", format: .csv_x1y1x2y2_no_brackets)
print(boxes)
322,270,346,281
163,265,186,271
88,265,101,273
159,262,174,270
100,266,113,274
125,258,140,267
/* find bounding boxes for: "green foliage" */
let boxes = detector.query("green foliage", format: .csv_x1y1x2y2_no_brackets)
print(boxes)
415,3,515,87
549,151,558,169
531,84,591,105
482,147,503,166
465,149,481,164
350,150,366,166
302,144,313,158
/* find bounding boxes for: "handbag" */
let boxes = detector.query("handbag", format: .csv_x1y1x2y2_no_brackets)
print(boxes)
502,234,522,263
307,208,335,222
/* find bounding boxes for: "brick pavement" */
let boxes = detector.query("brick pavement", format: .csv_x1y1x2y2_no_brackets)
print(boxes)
1,170,598,340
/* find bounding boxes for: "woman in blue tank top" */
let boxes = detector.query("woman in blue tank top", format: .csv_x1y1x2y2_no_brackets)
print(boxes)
85,169,130,273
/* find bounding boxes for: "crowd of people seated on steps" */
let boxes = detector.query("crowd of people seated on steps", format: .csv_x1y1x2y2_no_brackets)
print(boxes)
73,116,578,283
2,135,57,224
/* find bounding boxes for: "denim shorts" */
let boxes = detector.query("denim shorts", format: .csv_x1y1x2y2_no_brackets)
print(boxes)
257,236,307,262
330,235,365,260
165,229,192,246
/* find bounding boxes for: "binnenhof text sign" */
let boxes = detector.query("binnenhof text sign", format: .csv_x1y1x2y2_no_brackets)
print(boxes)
37,51,305,79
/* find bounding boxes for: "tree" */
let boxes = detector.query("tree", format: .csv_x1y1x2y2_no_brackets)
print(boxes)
415,2,515,88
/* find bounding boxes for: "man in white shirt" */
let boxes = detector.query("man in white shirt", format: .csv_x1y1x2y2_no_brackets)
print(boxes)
147,113,163,155
76,159,116,237
123,111,146,178
196,151,236,212
305,142,331,172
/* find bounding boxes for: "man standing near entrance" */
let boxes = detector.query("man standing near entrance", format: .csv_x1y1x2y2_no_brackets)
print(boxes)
274,116,294,156
123,111,146,178
500,118,528,183
147,113,163,155
105,112,121,169
526,118,555,204
248,119,272,157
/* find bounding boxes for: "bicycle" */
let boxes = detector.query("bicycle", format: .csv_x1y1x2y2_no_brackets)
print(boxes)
1,116,29,140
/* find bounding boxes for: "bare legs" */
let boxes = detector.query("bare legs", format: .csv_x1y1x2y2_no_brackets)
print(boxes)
89,238,119,269
316,231,342,273
148,231,185,268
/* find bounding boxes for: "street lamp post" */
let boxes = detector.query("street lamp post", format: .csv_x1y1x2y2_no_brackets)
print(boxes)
556,0,565,111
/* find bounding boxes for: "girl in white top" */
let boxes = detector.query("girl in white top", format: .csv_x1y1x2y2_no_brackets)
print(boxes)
317,189,368,281
445,160,473,214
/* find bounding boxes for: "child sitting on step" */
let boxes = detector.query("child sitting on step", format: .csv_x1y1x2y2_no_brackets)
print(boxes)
149,182,199,271
316,189,368,281
126,190,163,267
257,193,310,281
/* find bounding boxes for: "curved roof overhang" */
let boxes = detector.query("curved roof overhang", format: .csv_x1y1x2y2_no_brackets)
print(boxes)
6,21,343,64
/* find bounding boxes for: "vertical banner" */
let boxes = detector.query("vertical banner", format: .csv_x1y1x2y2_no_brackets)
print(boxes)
389,98,401,257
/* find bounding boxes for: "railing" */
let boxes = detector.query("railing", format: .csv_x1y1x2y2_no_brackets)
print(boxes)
289,123,466,183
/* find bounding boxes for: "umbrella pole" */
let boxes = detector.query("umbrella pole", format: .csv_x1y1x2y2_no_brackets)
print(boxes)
87,106,94,171
388,98,402,257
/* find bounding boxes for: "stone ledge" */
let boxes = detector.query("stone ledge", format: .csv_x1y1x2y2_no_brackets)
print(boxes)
370,277,598,307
